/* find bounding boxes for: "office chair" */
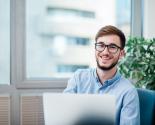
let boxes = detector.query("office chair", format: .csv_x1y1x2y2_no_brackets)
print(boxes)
137,88,155,125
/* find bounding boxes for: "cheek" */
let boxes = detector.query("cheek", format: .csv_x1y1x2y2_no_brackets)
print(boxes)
95,51,99,57
112,53,120,60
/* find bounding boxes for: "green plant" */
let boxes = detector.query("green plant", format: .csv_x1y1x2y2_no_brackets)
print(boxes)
119,37,155,90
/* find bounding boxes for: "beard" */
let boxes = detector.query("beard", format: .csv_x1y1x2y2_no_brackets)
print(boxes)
96,58,119,71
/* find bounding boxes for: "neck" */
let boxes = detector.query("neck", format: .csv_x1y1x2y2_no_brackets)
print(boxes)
96,67,117,84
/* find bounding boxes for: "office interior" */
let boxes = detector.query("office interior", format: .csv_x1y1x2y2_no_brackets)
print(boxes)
0,0,155,125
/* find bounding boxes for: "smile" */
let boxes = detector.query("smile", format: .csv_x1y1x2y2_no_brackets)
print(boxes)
100,56,111,60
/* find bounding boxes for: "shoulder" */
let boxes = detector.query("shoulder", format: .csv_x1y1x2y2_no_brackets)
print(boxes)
74,68,95,78
115,75,138,97
120,76,139,98
119,75,135,90
71,68,95,84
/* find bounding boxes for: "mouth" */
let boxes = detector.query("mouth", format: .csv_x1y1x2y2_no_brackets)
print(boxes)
101,56,110,60
100,55,111,60
98,55,112,64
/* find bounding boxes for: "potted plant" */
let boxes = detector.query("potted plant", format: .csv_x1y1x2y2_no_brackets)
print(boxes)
119,37,155,90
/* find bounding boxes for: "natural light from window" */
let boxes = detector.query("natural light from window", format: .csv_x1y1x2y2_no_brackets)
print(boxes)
0,0,10,84
26,0,131,79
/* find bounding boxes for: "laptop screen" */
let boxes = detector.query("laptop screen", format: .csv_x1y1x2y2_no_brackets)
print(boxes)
43,93,115,125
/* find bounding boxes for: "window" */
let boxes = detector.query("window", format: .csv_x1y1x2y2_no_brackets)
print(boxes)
47,8,95,20
57,64,89,77
0,0,10,84
116,0,131,36
26,0,131,80
57,64,89,73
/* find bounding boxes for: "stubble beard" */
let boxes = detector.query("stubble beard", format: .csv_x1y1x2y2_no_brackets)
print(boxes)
96,58,119,71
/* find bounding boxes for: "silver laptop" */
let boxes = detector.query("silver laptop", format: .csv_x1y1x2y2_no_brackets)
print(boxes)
43,93,115,125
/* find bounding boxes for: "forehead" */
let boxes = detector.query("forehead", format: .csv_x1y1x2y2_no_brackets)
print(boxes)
96,34,121,45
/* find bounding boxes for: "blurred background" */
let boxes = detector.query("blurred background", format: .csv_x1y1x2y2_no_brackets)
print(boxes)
0,0,155,125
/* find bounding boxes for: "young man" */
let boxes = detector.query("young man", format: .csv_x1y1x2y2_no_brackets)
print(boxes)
63,25,140,125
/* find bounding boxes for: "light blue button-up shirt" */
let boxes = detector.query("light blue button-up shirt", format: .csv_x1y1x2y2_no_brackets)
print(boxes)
63,68,140,125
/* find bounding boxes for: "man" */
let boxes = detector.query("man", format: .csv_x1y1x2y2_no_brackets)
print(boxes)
63,25,140,125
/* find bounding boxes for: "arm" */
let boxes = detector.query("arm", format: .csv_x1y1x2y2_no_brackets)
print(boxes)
120,88,140,125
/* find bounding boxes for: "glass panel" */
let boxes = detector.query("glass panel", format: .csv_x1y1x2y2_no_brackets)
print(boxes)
116,0,131,36
0,0,10,84
47,8,95,20
26,0,131,79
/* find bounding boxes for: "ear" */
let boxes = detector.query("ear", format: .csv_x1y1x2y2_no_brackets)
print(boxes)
119,49,125,59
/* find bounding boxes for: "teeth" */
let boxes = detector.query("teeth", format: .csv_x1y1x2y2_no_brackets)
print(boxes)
101,57,110,60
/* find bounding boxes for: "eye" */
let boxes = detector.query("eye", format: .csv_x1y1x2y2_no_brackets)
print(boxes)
99,44,105,47
96,43,104,47
109,45,117,49
99,42,106,46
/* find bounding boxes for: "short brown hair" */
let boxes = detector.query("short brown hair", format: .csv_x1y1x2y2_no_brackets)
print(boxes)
95,25,126,49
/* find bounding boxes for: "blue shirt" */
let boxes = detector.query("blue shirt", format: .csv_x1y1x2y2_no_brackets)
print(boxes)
63,68,140,125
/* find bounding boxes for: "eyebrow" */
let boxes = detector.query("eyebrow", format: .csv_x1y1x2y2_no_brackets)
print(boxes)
96,42,118,46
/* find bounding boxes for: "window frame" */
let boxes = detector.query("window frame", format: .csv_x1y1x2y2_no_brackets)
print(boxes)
11,0,67,89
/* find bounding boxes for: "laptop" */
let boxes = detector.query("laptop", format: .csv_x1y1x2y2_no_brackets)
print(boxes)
43,93,115,125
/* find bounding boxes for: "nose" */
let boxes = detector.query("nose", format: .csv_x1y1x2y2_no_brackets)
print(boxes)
99,46,110,55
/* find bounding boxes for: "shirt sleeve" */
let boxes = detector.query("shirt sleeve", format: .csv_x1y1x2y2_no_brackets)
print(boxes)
63,71,78,93
120,88,140,125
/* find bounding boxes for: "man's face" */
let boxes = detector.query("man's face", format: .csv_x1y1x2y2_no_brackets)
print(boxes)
95,34,125,71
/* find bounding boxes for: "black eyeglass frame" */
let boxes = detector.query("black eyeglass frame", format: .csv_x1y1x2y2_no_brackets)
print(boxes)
95,42,122,54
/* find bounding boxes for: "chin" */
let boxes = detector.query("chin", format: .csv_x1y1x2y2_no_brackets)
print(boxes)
99,66,112,71
97,61,117,71
99,63,111,68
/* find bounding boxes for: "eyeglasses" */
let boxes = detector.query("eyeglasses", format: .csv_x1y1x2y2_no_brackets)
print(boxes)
95,42,122,54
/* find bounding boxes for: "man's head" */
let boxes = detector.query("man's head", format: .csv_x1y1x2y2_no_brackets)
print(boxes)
95,25,126,71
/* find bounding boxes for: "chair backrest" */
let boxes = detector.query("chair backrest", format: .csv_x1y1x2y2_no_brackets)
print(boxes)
137,88,155,125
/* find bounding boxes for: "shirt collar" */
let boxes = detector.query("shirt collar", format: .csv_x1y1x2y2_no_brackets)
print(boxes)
94,68,121,87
